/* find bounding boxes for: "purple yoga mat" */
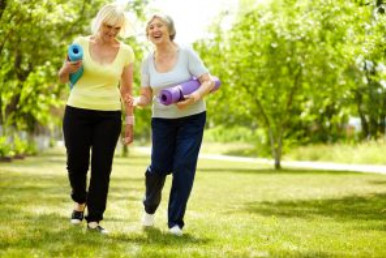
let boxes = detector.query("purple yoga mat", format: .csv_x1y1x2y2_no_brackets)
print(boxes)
159,76,221,105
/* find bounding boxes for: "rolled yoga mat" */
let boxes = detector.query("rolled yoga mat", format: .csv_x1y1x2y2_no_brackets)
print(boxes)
68,43,84,89
159,76,221,105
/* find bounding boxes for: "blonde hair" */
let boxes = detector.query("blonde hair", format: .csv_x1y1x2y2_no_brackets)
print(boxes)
146,13,176,41
91,4,133,38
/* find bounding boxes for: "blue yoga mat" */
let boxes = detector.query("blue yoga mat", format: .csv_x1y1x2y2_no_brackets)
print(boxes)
68,43,84,89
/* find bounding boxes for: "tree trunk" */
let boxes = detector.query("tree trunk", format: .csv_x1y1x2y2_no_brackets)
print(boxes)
268,128,281,170
0,0,6,20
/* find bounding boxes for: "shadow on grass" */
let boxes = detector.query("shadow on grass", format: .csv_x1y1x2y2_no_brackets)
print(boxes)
112,226,211,245
369,180,386,185
268,250,334,258
0,212,211,255
244,193,386,228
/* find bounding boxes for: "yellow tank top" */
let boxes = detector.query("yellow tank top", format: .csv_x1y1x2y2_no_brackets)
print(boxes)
67,36,134,111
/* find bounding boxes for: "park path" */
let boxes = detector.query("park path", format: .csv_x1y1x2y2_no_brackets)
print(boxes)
133,147,386,175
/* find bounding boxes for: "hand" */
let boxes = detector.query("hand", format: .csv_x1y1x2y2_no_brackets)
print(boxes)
124,95,140,107
176,91,201,110
122,124,134,145
65,60,82,74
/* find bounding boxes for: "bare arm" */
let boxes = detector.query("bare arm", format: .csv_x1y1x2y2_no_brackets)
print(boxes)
120,63,134,116
135,87,153,107
120,63,134,145
58,59,82,83
124,86,153,108
176,73,215,109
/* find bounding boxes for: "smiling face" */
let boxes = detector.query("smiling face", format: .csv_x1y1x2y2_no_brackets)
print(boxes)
147,18,170,45
146,14,176,45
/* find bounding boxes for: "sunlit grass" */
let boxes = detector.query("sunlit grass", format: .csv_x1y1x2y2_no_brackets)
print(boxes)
284,139,386,165
200,139,386,165
0,147,385,257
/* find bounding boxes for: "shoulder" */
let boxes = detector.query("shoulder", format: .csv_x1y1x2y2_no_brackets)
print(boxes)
178,44,200,58
120,42,134,53
178,43,193,53
141,51,153,65
73,35,89,44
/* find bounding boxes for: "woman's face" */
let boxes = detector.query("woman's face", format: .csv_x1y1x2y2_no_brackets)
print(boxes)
147,18,170,44
99,21,122,42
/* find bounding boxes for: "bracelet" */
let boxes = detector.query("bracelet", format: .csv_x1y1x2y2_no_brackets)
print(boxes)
125,115,135,125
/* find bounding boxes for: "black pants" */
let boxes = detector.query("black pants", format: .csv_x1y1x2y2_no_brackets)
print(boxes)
63,105,121,222
143,112,206,229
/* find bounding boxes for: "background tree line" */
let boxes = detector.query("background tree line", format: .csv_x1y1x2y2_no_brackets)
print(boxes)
0,0,385,169
0,0,148,158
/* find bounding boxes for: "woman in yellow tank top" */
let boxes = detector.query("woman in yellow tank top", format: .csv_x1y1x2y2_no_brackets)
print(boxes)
58,3,135,234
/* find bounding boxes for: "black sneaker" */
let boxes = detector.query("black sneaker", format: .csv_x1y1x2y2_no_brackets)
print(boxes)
87,224,109,235
70,210,84,225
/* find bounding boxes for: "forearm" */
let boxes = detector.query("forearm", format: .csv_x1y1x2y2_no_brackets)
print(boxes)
58,65,70,83
195,79,215,99
121,88,134,116
135,87,152,107
136,94,152,107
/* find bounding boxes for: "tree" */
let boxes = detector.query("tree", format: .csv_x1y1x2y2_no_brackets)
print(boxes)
196,0,368,169
349,0,386,139
0,0,148,156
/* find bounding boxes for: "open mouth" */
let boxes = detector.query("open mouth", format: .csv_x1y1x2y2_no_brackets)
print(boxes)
152,34,162,40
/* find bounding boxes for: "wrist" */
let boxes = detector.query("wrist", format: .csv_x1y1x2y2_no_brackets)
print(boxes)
193,91,202,102
125,115,134,125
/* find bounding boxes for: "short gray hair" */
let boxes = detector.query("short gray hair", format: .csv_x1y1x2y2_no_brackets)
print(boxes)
146,14,176,41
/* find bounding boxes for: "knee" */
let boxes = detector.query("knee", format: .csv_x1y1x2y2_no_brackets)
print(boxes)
146,165,170,177
67,162,89,175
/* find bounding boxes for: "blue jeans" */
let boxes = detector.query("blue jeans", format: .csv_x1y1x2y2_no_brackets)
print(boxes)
143,112,206,229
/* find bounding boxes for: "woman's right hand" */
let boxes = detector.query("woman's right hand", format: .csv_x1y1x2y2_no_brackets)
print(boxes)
64,59,82,74
123,124,134,145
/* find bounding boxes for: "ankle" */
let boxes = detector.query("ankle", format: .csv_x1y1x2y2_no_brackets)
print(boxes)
88,221,99,228
74,203,86,212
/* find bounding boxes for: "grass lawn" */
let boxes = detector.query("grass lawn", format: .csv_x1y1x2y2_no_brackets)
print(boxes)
0,147,385,257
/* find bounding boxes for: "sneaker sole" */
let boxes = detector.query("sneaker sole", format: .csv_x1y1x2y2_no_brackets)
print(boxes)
70,219,82,225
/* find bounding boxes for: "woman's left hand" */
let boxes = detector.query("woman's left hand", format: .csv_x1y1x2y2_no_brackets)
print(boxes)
123,124,134,145
176,91,201,110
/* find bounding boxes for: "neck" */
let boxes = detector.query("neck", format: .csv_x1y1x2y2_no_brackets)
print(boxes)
155,41,176,55
95,34,115,46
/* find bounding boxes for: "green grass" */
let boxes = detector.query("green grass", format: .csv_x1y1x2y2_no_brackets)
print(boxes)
200,139,386,165
283,140,386,165
1,147,386,257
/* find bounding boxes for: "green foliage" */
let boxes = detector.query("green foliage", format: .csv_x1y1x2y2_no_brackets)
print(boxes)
204,125,263,143
285,138,386,164
0,0,150,150
12,134,28,156
0,136,12,157
196,0,386,168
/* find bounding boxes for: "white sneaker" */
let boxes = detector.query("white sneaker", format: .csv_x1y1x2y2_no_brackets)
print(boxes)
141,212,155,227
70,218,82,225
169,225,183,236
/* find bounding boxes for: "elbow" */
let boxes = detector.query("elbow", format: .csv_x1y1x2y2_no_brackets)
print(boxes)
58,76,67,84
58,70,68,84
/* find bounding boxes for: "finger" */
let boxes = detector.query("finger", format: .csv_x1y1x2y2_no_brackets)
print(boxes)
123,137,131,144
